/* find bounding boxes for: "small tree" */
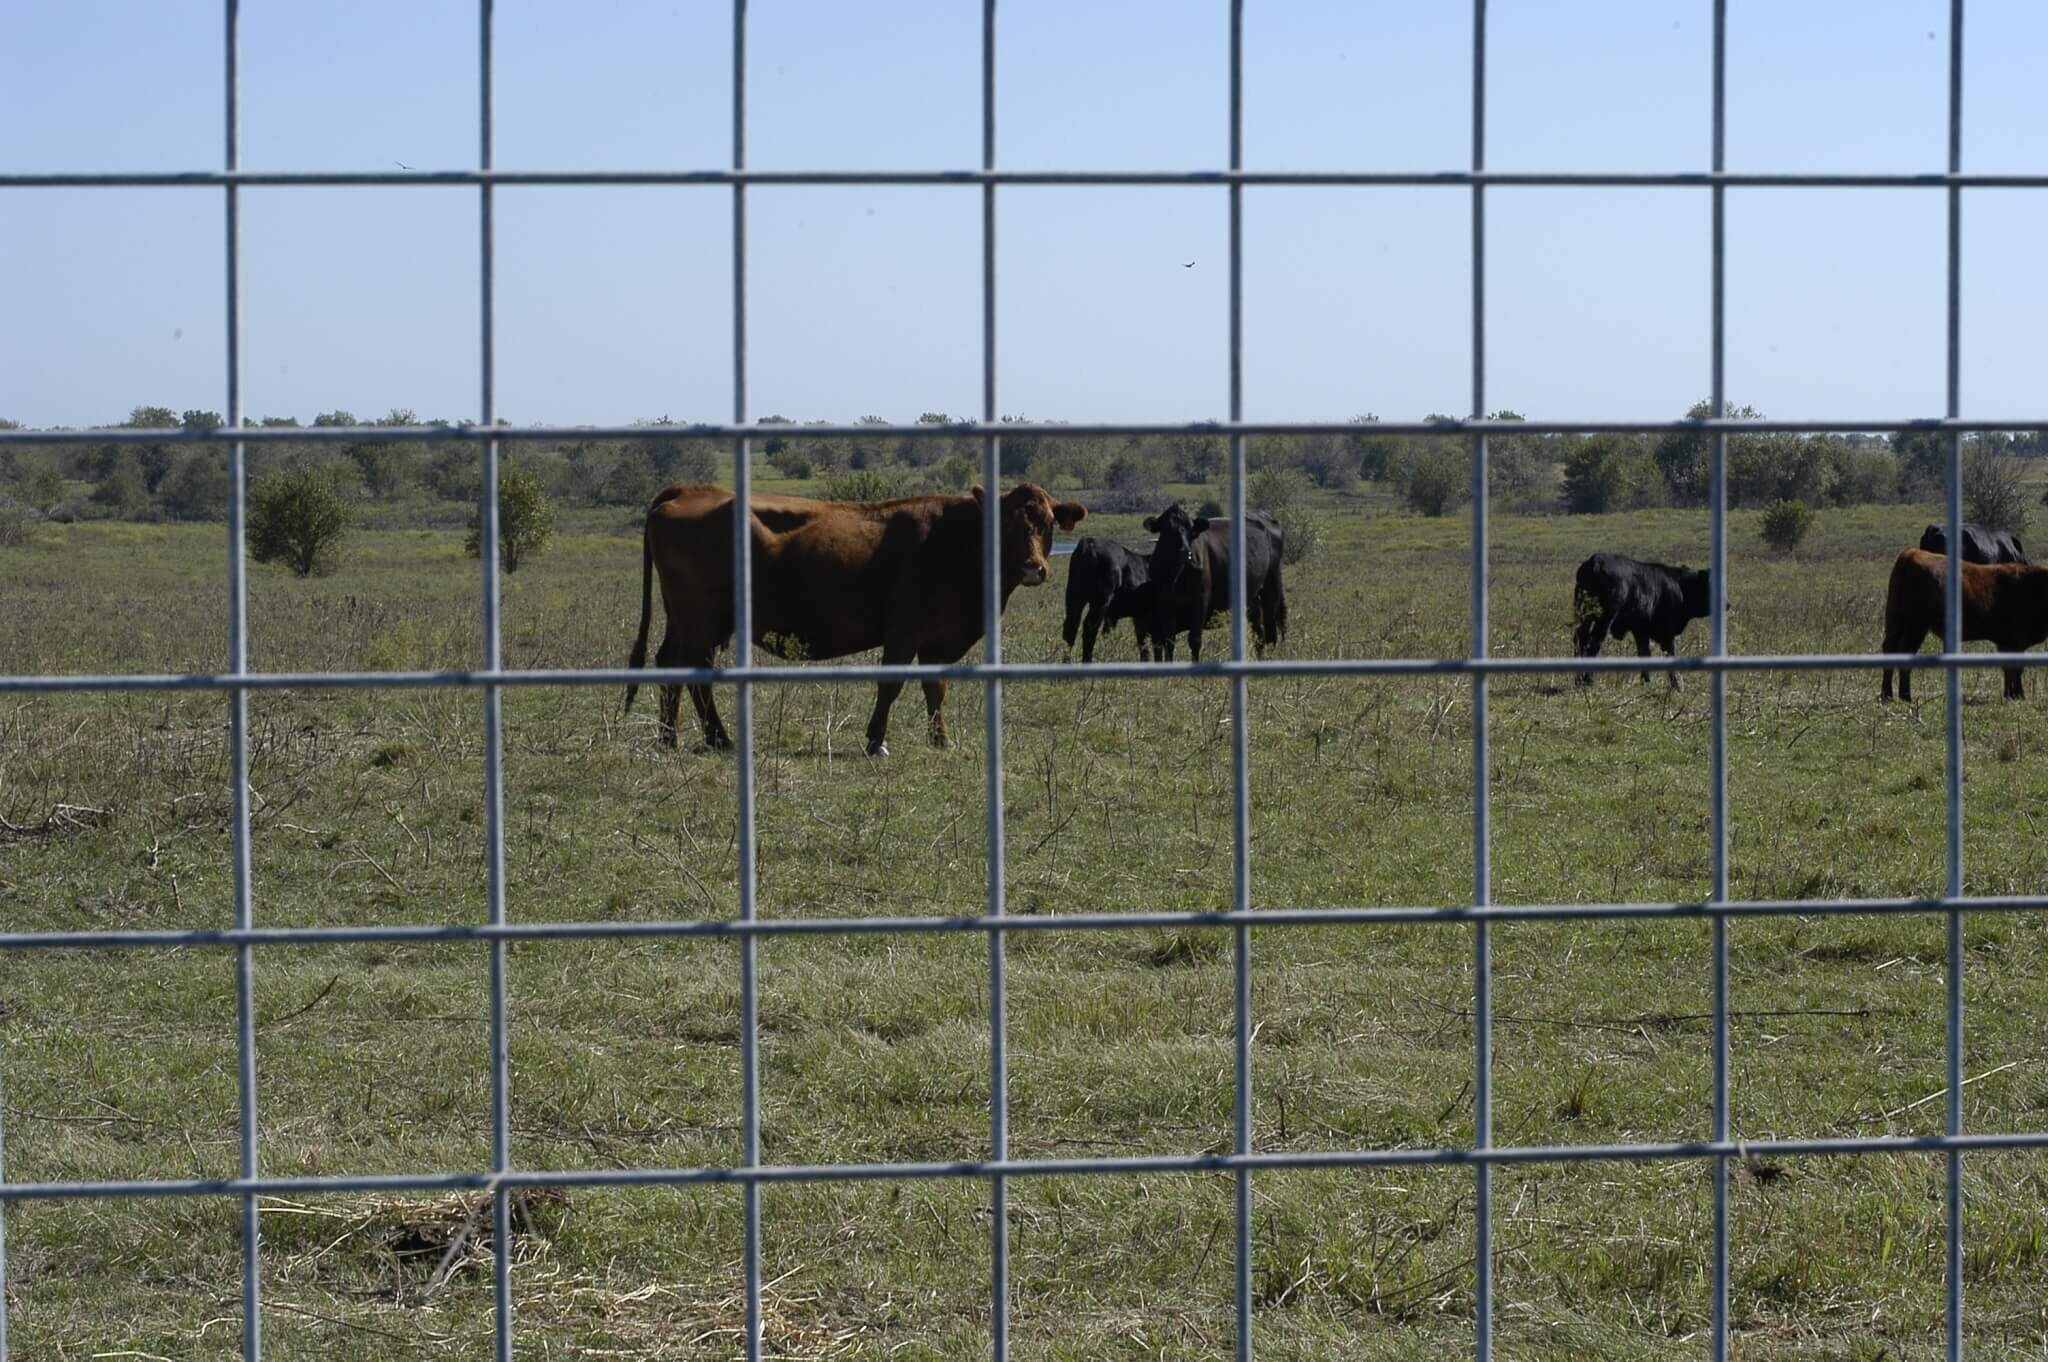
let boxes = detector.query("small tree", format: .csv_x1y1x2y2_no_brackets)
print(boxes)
466,464,557,572
1759,499,1814,554
1961,438,2028,534
24,463,68,515
249,464,352,576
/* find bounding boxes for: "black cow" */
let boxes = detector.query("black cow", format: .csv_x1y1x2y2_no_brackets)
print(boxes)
1919,522,2027,565
1061,537,1159,662
1142,504,1287,662
1573,552,1714,688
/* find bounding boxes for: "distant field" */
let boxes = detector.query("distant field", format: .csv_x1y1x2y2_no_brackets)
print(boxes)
3,484,2047,1361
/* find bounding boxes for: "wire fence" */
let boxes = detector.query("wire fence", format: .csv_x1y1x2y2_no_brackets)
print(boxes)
0,2,2038,1360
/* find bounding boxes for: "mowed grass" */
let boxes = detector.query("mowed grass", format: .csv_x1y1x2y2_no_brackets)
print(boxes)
4,488,2048,1360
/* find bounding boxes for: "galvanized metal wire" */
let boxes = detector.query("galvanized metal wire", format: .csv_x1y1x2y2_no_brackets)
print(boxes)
0,5,2029,1360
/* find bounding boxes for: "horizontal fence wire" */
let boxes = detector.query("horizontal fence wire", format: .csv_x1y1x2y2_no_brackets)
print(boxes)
0,3,2029,1360
7,168,2048,189
5,1131,2048,1205
0,652,2041,696
3,416,2046,444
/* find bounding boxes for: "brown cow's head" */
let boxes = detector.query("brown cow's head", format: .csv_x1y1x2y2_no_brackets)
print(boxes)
973,483,1087,589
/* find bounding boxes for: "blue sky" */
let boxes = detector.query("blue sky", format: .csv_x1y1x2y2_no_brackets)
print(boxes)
3,1,2044,430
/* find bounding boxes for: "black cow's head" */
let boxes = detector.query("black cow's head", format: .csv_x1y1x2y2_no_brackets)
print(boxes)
1681,568,1715,620
974,483,1086,589
1144,503,1211,595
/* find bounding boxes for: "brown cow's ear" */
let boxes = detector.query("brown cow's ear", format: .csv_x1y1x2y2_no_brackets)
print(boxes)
1053,501,1087,530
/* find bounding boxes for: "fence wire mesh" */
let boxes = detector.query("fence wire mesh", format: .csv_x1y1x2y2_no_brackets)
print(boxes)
0,2,2038,1359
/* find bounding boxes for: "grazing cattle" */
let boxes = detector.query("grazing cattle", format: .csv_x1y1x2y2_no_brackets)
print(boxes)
1880,548,2048,701
1918,522,2027,566
624,482,1086,755
1141,504,1287,662
1573,552,1714,688
1061,537,1158,662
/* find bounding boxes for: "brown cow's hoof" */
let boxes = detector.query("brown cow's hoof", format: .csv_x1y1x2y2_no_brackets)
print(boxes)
930,731,952,750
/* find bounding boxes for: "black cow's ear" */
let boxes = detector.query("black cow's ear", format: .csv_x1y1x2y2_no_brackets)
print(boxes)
1142,516,1159,532
1192,517,1212,535
970,484,985,504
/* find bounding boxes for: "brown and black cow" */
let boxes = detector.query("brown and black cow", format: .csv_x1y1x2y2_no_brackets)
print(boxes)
1880,547,2048,701
624,482,1086,754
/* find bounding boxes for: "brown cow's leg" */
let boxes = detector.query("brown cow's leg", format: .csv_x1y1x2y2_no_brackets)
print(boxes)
918,643,970,748
922,679,951,747
866,643,917,757
1881,623,1926,703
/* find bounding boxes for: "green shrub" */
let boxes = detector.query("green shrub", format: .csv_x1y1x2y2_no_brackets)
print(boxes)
1247,467,1304,515
0,499,28,548
1562,434,1658,514
1759,499,1815,554
161,452,229,522
1399,441,1470,518
466,464,557,572
90,463,151,520
934,454,976,492
249,464,353,577
819,466,920,503
23,464,68,515
1272,504,1324,565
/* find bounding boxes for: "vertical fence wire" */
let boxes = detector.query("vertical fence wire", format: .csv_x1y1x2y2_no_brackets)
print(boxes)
1942,5,1966,1359
1467,4,1492,1359
222,2,262,1357
729,5,763,1359
473,5,516,1360
1707,2,1732,1358
0,1065,6,1362
980,3,1011,1358
1224,4,1254,1359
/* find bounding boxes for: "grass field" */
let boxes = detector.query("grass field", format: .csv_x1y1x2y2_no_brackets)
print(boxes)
3,479,2047,1360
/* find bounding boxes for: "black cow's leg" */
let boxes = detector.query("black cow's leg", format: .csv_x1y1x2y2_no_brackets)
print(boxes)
1659,636,1681,690
1134,624,1151,663
2006,665,2024,700
1080,608,1103,664
1060,598,1084,659
1634,632,1652,684
1187,629,1203,664
1575,612,1611,687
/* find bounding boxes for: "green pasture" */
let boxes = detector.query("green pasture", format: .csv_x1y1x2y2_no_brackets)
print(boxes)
2,489,2046,1360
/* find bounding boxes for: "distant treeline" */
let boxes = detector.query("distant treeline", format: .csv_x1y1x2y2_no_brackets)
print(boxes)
3,404,2045,528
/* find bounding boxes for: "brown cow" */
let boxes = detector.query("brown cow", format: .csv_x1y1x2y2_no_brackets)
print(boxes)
624,482,1086,754
1880,547,2048,701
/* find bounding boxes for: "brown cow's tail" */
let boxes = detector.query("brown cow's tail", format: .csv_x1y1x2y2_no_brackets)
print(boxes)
623,511,656,714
